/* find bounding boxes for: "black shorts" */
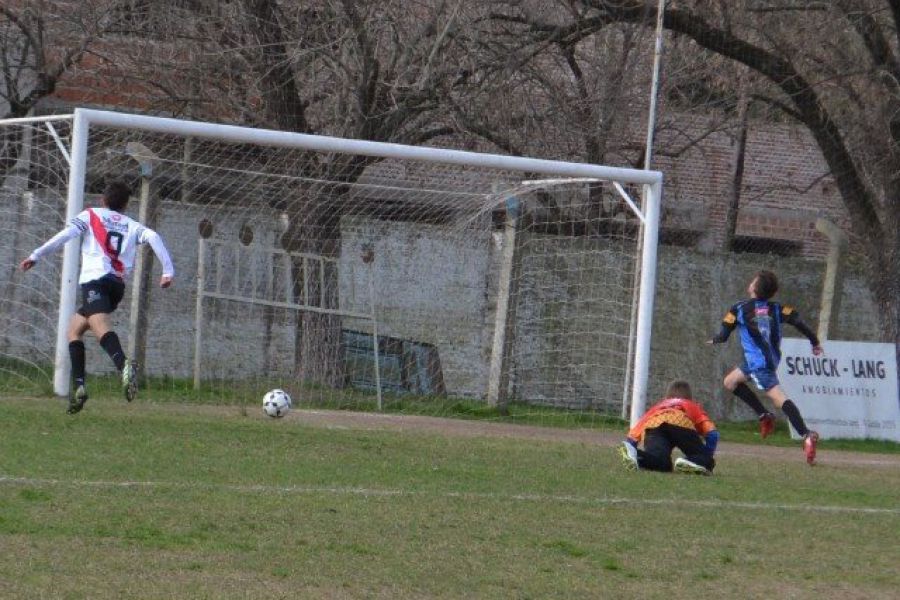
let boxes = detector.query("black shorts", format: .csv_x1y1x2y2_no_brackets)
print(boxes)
639,423,716,473
77,274,125,317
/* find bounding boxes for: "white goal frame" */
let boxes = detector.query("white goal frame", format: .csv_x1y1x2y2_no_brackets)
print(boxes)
10,107,662,426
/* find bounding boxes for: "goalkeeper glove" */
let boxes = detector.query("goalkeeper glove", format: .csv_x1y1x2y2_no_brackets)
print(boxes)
703,430,719,455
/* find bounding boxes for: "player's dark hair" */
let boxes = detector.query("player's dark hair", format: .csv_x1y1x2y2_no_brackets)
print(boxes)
103,180,132,212
665,380,693,399
754,270,779,300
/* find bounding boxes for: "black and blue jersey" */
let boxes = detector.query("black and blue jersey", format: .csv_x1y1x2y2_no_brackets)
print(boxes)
712,299,819,372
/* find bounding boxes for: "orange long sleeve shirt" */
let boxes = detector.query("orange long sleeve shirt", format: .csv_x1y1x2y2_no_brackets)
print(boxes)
627,397,717,444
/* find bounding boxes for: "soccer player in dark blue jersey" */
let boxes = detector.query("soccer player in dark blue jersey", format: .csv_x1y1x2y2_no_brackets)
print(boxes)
708,270,823,465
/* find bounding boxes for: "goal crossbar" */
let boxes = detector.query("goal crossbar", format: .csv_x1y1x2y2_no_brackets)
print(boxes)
71,109,663,186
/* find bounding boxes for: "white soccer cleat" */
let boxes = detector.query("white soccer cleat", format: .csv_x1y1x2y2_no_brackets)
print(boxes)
619,441,639,471
674,457,711,476
123,359,137,402
67,384,89,415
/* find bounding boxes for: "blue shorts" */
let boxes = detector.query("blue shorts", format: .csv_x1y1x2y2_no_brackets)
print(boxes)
740,364,779,391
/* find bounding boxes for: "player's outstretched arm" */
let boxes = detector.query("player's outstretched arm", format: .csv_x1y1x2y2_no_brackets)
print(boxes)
20,223,83,272
782,306,822,353
707,307,737,345
140,229,175,288
707,324,733,344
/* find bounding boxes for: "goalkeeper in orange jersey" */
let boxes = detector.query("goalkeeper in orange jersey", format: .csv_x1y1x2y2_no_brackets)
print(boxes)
619,380,719,475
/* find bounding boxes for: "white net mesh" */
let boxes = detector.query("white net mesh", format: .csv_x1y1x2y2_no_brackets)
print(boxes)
0,120,69,395
0,114,652,422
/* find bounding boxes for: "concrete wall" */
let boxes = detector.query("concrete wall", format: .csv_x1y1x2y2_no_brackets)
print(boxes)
647,248,880,419
340,216,494,398
1,157,883,419
0,180,882,418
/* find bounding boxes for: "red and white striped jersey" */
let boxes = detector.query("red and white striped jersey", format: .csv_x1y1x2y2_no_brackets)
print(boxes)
29,207,175,284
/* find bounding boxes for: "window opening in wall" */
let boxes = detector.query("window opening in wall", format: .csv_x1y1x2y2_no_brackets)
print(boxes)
343,330,446,396
198,218,213,239
238,224,254,246
730,235,802,257
659,228,701,248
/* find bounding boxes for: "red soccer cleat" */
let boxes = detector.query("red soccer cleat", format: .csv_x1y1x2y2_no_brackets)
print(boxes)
759,412,776,438
804,431,819,465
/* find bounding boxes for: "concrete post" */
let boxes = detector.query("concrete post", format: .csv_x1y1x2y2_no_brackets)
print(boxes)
125,142,159,384
815,217,848,342
486,196,522,413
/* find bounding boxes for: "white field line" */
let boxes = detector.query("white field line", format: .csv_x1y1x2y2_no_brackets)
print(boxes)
1,475,897,516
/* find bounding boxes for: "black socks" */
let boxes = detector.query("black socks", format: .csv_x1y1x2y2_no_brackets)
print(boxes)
69,340,86,387
733,382,767,416
733,382,809,437
781,400,810,437
99,331,126,372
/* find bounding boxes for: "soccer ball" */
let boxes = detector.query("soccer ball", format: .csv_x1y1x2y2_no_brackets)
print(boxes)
262,389,292,418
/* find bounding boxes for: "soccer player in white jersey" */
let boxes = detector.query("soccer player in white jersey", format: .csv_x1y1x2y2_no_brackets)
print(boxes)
19,180,175,414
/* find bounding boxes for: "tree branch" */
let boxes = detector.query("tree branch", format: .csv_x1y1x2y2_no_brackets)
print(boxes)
406,125,456,146
577,0,884,248
750,93,804,121
241,0,309,133
450,104,524,156
835,0,900,92
889,0,900,49
0,7,40,59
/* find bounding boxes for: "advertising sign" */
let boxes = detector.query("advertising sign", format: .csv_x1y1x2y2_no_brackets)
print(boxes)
778,339,899,441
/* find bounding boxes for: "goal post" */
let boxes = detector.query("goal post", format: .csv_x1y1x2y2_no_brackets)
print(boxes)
633,180,661,426
55,110,88,396
0,107,661,423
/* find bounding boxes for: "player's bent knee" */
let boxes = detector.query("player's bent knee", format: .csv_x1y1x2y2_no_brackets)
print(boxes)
66,317,88,341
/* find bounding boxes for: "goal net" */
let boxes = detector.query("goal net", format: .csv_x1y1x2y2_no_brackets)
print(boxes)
0,109,660,425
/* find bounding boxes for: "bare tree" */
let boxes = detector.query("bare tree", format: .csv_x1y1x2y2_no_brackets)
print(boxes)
0,2,135,186
82,0,491,386
5,0,500,390
458,3,654,231
499,1,900,356
23,0,897,386
227,1,489,385
2,3,99,119
460,1,747,242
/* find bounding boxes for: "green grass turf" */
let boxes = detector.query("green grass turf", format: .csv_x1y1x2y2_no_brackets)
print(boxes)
3,360,896,455
0,397,898,599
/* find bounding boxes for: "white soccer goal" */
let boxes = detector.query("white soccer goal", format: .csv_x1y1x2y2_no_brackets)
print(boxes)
0,108,661,425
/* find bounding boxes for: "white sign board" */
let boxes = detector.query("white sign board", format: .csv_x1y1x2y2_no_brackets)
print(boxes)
777,339,899,441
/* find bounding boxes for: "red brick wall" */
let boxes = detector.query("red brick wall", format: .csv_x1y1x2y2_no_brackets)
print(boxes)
654,115,847,259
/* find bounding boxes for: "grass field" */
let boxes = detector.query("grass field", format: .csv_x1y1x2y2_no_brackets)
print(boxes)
1,396,898,599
